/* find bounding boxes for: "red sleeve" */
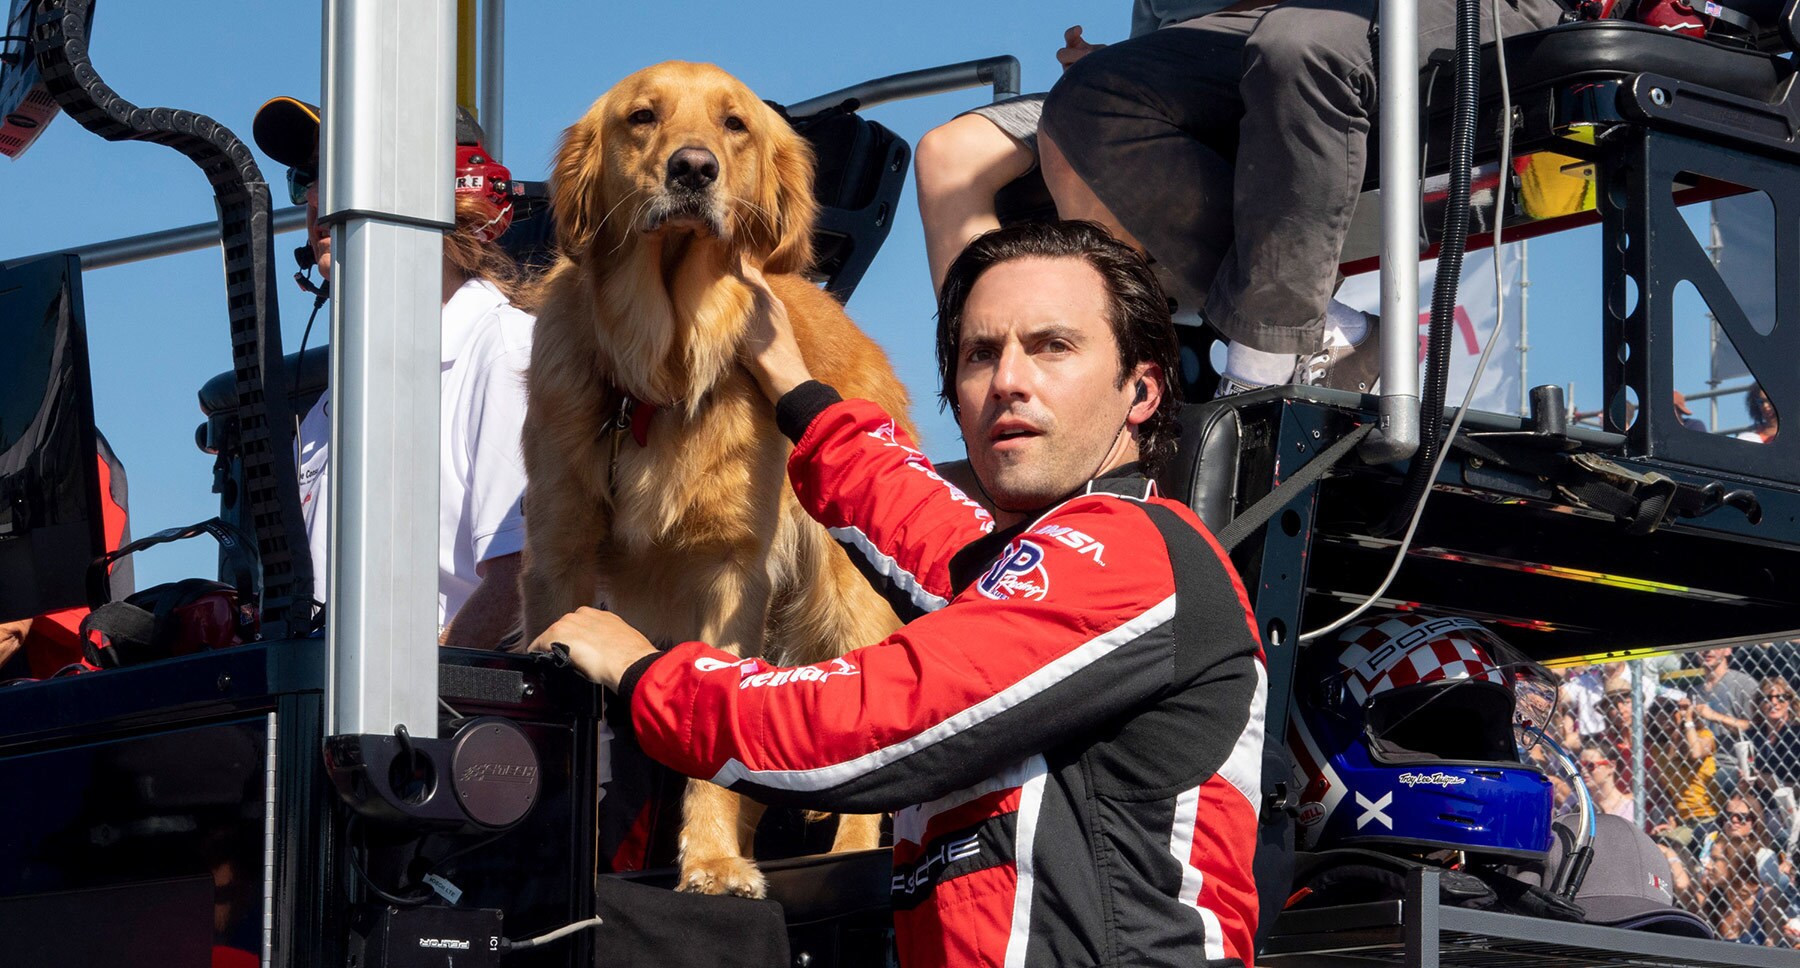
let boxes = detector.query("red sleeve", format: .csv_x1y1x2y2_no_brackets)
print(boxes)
623,496,1186,812
787,397,993,616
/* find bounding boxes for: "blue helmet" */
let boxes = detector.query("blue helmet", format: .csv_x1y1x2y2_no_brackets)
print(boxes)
1289,612,1557,862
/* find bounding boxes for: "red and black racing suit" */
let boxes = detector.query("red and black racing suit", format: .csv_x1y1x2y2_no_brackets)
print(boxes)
615,385,1267,967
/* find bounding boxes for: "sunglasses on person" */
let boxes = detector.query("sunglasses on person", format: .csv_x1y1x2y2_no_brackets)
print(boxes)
1726,811,1757,823
1762,693,1793,704
1579,759,1612,772
287,166,318,206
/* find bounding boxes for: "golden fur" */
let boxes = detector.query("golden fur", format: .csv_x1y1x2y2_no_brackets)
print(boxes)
520,61,911,897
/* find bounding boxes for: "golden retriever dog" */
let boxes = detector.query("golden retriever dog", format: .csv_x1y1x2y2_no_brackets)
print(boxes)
520,61,911,898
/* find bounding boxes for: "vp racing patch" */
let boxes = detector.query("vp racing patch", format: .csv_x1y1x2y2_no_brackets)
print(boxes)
977,539,1051,601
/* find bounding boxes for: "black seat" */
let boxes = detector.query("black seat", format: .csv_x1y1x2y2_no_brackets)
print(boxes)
786,106,911,302
1455,20,1790,109
1400,20,1796,186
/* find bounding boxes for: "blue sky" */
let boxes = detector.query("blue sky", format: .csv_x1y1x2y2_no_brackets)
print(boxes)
3,2,1734,587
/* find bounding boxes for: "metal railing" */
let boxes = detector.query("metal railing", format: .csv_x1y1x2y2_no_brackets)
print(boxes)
0,206,309,272
784,55,1019,118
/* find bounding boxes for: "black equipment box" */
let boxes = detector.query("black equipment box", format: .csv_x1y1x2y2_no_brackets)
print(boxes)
0,641,602,968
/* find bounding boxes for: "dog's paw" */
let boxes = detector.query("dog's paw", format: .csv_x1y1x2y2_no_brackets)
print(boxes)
677,856,768,899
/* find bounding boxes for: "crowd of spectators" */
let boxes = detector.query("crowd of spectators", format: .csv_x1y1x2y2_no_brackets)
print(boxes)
1556,642,1800,945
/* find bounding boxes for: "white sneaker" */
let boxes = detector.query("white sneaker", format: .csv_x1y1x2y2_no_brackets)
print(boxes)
1293,311,1382,393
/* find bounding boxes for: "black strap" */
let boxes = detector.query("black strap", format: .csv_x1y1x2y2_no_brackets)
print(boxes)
1216,423,1375,552
86,517,260,610
79,602,156,667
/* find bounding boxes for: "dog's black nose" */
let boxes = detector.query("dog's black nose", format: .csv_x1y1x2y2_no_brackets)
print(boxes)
666,147,719,191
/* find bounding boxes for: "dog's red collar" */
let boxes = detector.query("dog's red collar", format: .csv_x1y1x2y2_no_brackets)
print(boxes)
610,394,659,449
629,399,657,447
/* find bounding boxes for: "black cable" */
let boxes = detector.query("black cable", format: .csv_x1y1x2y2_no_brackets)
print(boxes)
1375,0,1481,537
291,291,326,393
345,815,434,908
416,827,511,883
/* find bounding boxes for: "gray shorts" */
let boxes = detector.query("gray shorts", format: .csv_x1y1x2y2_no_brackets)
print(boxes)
960,92,1047,159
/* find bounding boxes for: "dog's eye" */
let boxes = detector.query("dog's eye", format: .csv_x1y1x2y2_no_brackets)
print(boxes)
628,108,656,126
724,115,746,132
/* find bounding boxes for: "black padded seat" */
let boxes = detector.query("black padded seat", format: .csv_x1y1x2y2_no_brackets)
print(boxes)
1161,400,1245,534
199,345,327,417
1454,20,1793,105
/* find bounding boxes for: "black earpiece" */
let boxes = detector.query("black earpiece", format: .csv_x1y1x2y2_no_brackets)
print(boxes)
1134,379,1148,405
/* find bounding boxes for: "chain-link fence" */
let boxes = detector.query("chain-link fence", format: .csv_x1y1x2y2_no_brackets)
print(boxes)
1551,641,1800,945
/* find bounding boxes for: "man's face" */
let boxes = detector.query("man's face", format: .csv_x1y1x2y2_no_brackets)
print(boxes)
954,256,1147,515
1701,648,1730,669
305,176,331,281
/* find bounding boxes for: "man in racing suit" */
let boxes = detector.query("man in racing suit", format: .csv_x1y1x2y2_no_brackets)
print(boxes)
533,220,1267,967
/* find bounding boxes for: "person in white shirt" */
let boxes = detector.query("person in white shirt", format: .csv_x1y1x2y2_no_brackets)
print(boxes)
1735,386,1778,444
255,97,531,647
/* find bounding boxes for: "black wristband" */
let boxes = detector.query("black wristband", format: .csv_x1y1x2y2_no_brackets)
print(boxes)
608,649,667,733
775,380,843,443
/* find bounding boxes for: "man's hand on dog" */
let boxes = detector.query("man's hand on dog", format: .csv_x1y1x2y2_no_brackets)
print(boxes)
527,606,657,690
737,259,814,403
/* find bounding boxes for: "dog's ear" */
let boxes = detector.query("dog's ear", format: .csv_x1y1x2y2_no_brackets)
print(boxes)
551,107,608,257
758,109,818,276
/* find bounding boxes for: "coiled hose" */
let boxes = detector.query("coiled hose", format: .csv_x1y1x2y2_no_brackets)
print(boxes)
1376,0,1482,537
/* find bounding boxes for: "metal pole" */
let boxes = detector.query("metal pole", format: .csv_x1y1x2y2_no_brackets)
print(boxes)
1708,207,1723,431
1,208,308,272
1363,0,1421,462
784,56,1021,117
1629,661,1647,825
321,0,455,740
479,0,505,160
1519,241,1531,415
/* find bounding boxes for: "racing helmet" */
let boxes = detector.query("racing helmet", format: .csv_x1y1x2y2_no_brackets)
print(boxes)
455,107,518,241
1288,612,1557,861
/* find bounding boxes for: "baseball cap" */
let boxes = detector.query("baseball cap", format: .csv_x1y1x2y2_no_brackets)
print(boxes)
252,96,321,171
253,99,500,168
1536,814,1713,938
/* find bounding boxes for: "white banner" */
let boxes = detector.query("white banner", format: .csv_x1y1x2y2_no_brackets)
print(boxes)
1334,245,1524,415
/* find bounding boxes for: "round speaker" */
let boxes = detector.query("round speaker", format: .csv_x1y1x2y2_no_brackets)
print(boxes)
448,717,541,829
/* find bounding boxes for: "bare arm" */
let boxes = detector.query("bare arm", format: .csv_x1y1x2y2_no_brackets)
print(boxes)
1697,702,1752,735
442,552,523,650
1676,703,1715,759
0,619,29,669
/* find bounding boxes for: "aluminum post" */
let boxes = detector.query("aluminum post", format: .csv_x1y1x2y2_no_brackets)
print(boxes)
321,0,456,739
479,0,505,159
1363,0,1422,462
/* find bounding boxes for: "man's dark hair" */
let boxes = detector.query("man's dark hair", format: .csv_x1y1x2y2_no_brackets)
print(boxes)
935,220,1184,477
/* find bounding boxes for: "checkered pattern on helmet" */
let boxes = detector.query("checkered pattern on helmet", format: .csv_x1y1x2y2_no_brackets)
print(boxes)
1336,613,1504,705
